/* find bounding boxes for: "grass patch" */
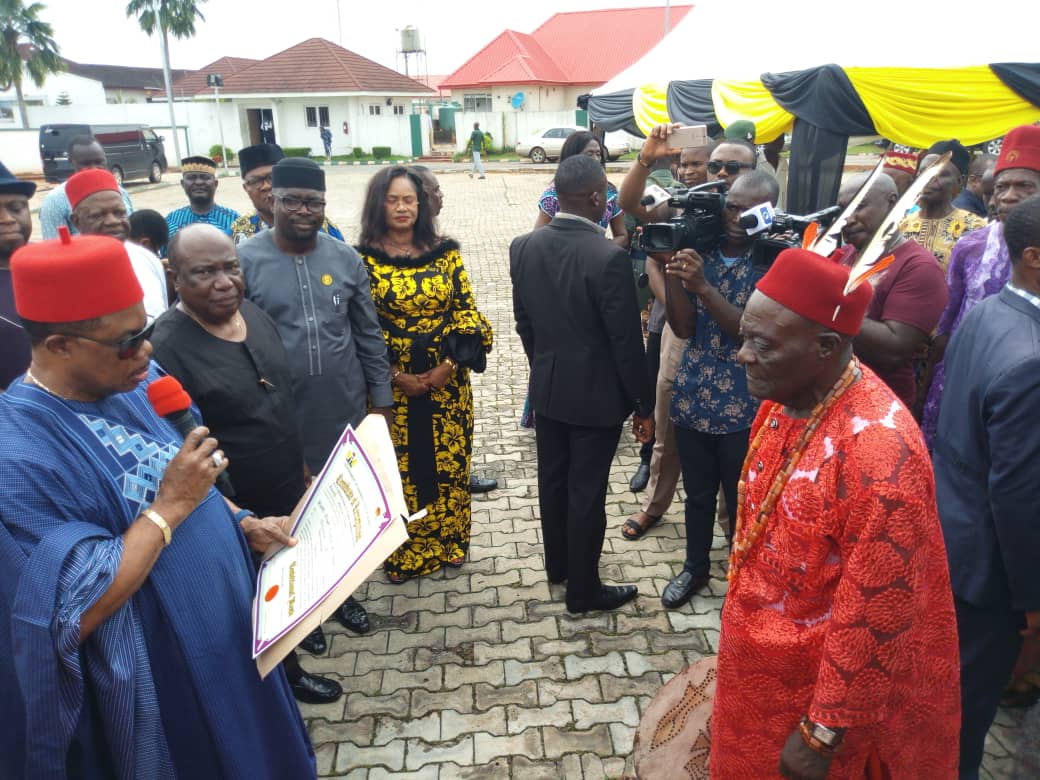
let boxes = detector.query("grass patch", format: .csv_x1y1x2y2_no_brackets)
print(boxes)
848,143,883,155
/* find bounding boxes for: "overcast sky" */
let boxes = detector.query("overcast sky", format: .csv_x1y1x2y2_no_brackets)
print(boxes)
41,0,679,77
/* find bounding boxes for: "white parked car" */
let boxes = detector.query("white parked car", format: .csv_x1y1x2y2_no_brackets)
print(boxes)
515,126,631,163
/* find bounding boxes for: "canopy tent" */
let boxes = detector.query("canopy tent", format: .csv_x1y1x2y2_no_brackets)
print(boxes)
583,0,1040,211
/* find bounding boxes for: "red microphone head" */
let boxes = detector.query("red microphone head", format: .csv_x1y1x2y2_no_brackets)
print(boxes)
147,375,192,417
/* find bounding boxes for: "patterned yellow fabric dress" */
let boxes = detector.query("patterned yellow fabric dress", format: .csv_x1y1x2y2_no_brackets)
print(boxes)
359,240,493,579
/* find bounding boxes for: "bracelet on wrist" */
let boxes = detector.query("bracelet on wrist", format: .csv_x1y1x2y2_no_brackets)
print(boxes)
636,154,651,170
798,717,843,755
391,366,402,380
142,508,172,547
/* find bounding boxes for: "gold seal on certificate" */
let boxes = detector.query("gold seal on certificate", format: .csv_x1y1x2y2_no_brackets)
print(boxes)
251,414,409,676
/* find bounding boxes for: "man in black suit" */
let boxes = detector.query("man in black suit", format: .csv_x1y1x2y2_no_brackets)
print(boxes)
934,193,1040,779
510,155,654,614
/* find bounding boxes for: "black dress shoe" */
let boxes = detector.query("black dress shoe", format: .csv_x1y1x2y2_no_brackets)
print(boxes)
469,474,498,493
629,462,651,492
661,571,709,609
291,672,343,704
335,596,370,634
566,584,638,614
298,625,327,655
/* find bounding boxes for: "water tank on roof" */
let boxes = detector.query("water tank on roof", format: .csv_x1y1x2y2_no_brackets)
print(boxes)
400,26,422,53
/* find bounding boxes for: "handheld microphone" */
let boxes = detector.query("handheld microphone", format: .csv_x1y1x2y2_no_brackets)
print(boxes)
740,202,776,235
640,183,673,209
147,375,235,497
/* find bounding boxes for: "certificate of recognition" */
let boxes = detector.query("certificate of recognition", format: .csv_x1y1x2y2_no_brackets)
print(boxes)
252,415,408,675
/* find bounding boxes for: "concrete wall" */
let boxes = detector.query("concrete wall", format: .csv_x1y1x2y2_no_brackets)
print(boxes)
1,120,190,177
1,95,424,173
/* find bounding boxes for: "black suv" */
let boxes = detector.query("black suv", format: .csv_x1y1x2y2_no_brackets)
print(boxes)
40,123,168,184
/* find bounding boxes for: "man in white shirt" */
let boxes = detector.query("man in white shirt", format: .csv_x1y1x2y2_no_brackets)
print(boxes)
65,169,167,319
39,136,134,239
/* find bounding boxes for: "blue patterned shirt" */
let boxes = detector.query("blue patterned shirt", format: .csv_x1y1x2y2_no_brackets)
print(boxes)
165,204,240,254
670,248,763,434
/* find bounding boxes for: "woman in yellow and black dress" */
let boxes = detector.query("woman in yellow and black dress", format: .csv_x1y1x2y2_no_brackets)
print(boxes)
357,166,492,582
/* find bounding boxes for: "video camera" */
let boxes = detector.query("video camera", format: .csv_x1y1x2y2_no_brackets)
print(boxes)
638,181,727,254
741,204,842,271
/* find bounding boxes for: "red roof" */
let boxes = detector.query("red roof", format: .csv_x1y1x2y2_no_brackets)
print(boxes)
168,57,260,98
442,30,569,89
442,5,693,89
419,74,453,96
217,38,433,95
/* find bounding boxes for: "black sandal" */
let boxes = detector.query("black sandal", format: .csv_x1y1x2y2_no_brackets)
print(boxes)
622,514,661,540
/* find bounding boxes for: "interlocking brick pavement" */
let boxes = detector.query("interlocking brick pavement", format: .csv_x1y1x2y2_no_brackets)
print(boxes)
96,166,1028,778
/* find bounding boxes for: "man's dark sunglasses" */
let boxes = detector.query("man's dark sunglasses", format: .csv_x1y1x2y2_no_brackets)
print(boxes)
707,160,755,175
65,319,155,359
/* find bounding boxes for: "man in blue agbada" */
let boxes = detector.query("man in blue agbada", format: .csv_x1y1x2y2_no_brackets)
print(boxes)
0,229,315,778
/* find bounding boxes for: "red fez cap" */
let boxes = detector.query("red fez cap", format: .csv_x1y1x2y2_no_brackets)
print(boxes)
11,227,143,322
66,168,120,209
755,248,873,336
995,125,1040,175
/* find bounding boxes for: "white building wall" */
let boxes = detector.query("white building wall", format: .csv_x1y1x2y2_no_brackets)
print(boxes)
224,96,420,157
10,94,424,169
0,130,43,174
455,84,596,114
0,72,107,124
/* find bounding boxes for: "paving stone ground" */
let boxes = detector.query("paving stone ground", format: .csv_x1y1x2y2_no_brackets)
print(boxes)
68,166,1031,779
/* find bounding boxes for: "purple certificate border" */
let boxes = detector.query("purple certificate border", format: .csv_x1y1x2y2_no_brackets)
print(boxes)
253,425,395,657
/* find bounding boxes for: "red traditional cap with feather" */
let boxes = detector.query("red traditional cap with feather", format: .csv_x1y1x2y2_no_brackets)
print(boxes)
754,150,955,335
756,249,873,335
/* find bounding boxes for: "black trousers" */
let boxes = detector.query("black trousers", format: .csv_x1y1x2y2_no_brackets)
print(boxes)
639,330,663,463
535,414,623,600
955,596,1025,779
674,426,749,578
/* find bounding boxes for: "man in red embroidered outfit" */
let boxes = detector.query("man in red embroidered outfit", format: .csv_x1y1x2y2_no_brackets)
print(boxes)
711,247,960,779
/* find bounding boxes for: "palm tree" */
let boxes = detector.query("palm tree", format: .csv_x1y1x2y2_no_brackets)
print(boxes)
125,0,207,165
0,0,63,129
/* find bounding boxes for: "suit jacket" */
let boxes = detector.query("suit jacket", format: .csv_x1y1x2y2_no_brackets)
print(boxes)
934,287,1040,612
510,214,652,428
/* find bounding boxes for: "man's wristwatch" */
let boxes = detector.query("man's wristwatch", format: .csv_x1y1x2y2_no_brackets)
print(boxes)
798,717,844,754
233,508,256,524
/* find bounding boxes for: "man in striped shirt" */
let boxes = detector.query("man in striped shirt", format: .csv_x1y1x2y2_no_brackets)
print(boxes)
164,156,239,253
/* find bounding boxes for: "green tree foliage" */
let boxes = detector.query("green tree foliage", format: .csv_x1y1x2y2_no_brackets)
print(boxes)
125,0,208,163
0,0,64,127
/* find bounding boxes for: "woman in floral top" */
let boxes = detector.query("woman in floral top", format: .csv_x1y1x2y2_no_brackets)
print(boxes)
357,167,493,582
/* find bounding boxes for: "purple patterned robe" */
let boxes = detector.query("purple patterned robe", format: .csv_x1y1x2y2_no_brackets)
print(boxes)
921,221,1010,446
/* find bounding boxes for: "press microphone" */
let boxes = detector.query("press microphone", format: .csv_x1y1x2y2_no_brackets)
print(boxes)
147,375,235,497
740,202,776,235
640,183,672,209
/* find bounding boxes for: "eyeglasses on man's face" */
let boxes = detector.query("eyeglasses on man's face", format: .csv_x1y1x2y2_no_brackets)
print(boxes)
276,194,326,212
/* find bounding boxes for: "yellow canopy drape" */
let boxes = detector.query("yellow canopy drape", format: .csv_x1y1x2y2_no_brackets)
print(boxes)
633,82,671,136
711,79,794,142
846,66,1040,148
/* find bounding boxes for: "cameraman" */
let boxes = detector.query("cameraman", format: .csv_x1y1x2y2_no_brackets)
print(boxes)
660,167,779,609
617,125,716,520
